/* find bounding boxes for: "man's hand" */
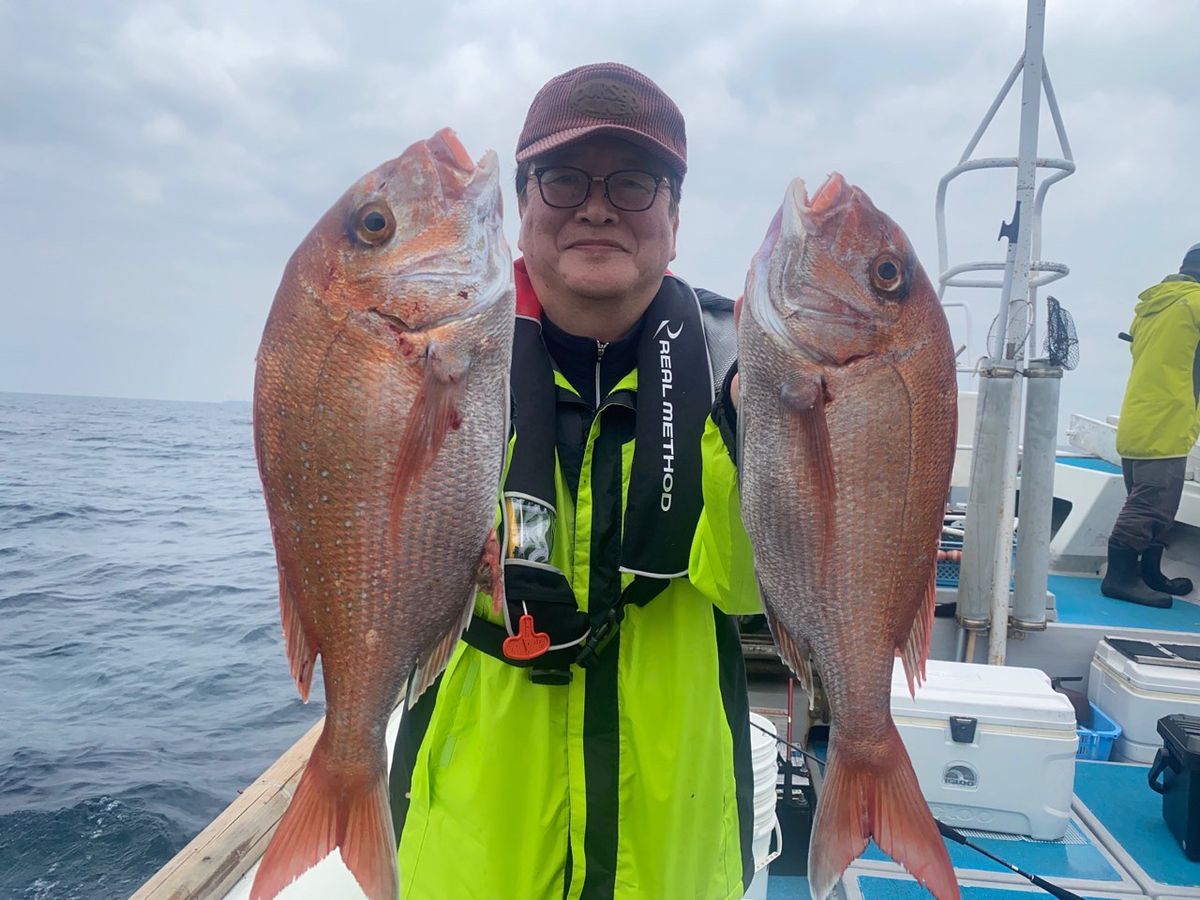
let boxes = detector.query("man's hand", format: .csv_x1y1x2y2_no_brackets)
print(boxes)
730,373,739,409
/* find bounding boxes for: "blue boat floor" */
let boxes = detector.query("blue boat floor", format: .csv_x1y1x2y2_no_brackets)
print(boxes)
767,873,811,899
767,875,1136,899
1057,456,1123,475
1049,573,1200,632
764,759,1200,898
1075,759,1200,891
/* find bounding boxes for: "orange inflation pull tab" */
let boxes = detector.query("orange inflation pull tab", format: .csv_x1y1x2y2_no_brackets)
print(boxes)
502,614,551,661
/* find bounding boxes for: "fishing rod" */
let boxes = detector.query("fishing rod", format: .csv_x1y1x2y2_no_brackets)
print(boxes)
749,720,1086,900
750,718,824,770
935,820,1085,900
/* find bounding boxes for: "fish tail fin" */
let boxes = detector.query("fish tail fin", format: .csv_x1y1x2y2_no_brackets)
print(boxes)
809,726,958,900
251,733,396,900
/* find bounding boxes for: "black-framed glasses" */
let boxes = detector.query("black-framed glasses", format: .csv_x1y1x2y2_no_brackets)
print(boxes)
530,166,668,212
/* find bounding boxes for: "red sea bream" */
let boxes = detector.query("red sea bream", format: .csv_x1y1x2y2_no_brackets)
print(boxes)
737,173,959,900
250,128,513,900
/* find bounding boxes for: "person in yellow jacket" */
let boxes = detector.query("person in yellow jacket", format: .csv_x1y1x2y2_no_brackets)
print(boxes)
1102,243,1200,608
388,63,763,899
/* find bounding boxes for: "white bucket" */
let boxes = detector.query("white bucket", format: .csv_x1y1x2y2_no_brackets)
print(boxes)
744,713,782,900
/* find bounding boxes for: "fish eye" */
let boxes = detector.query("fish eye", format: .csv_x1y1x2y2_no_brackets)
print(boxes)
869,252,906,295
352,200,396,246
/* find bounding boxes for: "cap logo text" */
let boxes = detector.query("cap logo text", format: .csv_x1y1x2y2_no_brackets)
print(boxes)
571,79,640,121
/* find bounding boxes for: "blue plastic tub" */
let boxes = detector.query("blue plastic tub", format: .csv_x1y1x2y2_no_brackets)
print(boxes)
1077,702,1122,761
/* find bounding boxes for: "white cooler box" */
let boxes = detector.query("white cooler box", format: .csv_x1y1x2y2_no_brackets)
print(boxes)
1087,635,1200,764
890,659,1078,840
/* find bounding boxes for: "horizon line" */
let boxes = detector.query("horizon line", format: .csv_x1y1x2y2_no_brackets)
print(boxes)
0,389,251,405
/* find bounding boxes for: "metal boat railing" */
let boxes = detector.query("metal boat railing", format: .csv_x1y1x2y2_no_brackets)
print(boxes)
936,0,1074,664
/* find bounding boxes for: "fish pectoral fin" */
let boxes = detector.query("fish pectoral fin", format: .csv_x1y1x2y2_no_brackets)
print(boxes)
250,733,396,900
781,375,836,550
475,528,505,617
278,568,318,702
388,343,469,537
808,726,959,900
897,568,937,697
406,586,477,707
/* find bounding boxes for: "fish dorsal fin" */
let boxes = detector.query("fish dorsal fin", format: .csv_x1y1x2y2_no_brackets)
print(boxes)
278,567,318,702
406,590,476,707
897,566,937,698
389,343,468,539
764,602,813,694
406,530,504,705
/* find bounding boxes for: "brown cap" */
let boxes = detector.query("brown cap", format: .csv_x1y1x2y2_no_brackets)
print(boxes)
516,62,687,177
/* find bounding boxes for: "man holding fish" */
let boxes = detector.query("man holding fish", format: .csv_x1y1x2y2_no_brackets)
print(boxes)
254,59,959,900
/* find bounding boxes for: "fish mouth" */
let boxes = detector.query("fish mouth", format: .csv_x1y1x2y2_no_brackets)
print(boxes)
428,127,475,175
808,172,849,219
786,172,851,239
778,173,865,329
741,171,872,364
425,128,501,212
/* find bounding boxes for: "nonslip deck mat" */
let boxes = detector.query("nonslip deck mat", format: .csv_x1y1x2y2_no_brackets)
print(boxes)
1048,575,1200,632
844,873,1143,900
1075,759,1200,890
854,819,1122,882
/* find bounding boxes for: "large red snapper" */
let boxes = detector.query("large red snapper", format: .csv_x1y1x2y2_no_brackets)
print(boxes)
736,173,959,899
250,128,513,899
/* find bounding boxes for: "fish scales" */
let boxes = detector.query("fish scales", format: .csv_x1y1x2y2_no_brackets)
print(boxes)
250,128,513,900
738,173,959,900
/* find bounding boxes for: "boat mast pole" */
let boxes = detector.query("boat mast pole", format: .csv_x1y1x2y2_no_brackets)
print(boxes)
985,0,1047,666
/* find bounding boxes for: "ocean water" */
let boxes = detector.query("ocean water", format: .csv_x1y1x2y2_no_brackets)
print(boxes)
0,392,325,899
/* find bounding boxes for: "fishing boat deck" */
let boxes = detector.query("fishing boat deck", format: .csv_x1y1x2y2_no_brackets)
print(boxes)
763,760,1200,899
753,558,1200,900
1048,575,1200,633
198,571,1200,900
1074,762,1200,896
147,447,1200,900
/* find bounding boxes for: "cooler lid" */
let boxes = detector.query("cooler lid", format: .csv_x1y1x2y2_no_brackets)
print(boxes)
890,659,1076,730
1157,713,1200,771
1094,636,1200,694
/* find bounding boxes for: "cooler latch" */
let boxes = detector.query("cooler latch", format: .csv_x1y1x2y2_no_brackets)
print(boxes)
949,715,978,743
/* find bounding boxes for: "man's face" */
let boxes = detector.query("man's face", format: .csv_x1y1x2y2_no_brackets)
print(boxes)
518,136,679,311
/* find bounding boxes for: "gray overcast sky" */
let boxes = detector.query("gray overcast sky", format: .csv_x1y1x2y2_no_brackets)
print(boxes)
2,0,1198,438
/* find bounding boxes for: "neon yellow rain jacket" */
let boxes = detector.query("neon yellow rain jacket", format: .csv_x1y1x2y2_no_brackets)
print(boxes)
390,269,762,900
1116,275,1200,459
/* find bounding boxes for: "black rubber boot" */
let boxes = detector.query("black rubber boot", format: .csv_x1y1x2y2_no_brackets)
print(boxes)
1101,543,1172,608
1141,545,1194,596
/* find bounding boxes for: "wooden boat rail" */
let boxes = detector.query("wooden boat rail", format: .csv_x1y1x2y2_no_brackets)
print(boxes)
131,719,323,900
